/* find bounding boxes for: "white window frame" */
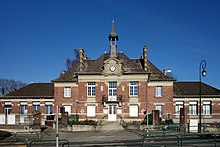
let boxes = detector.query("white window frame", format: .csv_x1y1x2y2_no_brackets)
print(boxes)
63,105,71,114
87,105,96,117
64,87,71,97
45,104,53,114
175,101,184,115
108,82,117,96
20,102,28,114
129,81,138,96
33,102,40,111
87,82,96,97
156,86,162,97
189,101,198,115
203,101,211,115
129,105,138,117
155,105,163,117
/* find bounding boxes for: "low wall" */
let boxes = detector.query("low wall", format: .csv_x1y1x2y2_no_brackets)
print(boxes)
58,124,220,132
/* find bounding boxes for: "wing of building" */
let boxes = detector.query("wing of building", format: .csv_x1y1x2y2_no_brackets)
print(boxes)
173,82,220,123
0,21,219,130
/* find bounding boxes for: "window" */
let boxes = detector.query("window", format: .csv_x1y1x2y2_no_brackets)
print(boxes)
4,102,12,115
64,105,71,114
87,105,96,117
108,82,117,96
45,102,53,114
189,101,198,115
203,101,211,115
87,82,96,96
64,87,71,97
20,102,28,114
129,105,138,117
33,102,40,111
155,105,163,117
175,101,184,115
129,81,138,96
156,86,162,97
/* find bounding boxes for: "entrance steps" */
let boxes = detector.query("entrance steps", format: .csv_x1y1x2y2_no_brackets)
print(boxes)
100,121,124,130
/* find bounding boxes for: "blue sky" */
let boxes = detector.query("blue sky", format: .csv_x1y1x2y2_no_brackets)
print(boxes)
0,0,220,89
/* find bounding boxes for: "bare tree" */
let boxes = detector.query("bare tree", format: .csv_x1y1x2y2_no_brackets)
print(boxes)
66,49,80,70
0,78,26,96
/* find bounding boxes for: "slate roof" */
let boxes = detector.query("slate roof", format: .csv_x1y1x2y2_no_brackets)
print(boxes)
53,52,174,82
1,83,54,98
174,82,220,98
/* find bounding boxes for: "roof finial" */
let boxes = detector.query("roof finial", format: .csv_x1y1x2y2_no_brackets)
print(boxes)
108,19,119,41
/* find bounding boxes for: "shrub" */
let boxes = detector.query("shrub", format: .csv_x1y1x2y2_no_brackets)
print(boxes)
69,119,98,126
0,131,12,140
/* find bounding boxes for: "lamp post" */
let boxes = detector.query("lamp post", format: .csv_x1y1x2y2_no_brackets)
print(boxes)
199,60,206,133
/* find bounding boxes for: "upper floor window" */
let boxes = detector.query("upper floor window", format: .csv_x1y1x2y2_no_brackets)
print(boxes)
156,86,163,97
108,82,117,96
189,101,198,115
129,81,138,96
64,87,71,97
87,82,96,97
203,101,211,115
175,101,184,115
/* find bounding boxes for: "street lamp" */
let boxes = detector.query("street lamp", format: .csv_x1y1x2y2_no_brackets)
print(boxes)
199,60,206,133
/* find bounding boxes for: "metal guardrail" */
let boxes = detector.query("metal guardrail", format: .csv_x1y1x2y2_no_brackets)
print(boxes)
28,139,70,147
14,131,40,141
0,138,29,146
142,125,219,147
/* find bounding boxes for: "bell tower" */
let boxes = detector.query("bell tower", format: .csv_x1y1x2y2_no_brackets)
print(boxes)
108,20,119,57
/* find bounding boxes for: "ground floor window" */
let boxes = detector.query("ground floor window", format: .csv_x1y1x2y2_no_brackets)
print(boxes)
64,105,71,114
87,105,96,117
155,105,163,117
33,102,40,112
175,101,184,115
4,102,12,115
20,102,28,114
203,101,211,115
129,105,138,117
45,102,53,114
189,101,198,115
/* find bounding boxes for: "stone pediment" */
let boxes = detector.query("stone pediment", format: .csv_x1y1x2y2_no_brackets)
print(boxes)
103,57,122,75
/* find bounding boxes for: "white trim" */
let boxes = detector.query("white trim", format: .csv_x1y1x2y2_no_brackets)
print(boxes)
189,101,197,105
45,102,53,105
4,102,12,105
33,102,40,105
203,101,211,104
176,101,184,105
20,102,28,105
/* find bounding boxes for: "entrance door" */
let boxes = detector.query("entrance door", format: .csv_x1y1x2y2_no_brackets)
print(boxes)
108,105,117,121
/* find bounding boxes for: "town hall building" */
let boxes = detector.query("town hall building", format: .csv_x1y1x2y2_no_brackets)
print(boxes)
0,21,219,129
52,21,174,122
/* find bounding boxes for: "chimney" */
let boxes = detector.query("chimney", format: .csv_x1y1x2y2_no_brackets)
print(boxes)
142,45,148,71
79,48,85,71
163,69,172,76
1,88,4,96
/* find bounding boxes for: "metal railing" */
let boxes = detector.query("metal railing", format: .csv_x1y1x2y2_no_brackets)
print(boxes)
142,125,219,147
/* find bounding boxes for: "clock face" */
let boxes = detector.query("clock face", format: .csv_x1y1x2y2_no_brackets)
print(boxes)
110,65,116,72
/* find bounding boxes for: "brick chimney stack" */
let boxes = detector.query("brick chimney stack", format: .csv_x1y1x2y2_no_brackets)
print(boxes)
79,48,85,71
143,45,148,71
